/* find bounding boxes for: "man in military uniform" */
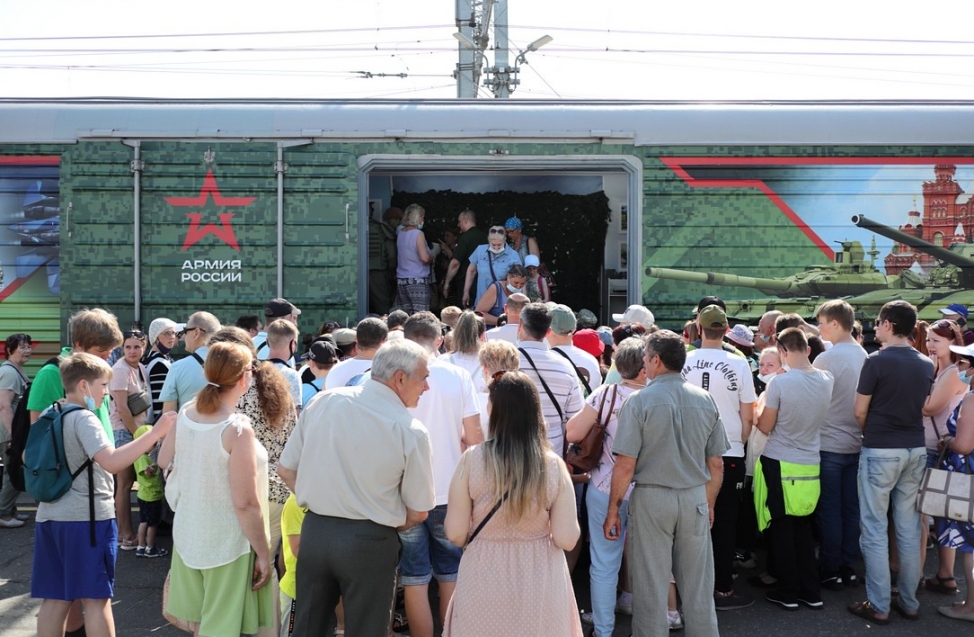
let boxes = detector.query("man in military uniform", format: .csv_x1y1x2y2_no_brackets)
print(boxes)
369,206,401,315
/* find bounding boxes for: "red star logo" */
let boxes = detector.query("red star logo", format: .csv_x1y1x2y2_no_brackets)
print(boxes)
165,169,256,251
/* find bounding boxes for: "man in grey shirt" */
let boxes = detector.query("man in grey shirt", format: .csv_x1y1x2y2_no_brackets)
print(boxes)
813,300,867,589
606,330,729,637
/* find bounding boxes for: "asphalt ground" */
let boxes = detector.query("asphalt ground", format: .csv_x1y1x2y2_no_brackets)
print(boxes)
0,491,969,636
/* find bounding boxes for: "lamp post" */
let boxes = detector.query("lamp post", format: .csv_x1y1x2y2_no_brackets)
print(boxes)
484,34,553,98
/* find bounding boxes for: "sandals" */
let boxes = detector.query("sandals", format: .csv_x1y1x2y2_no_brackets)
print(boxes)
117,538,137,551
925,575,960,594
848,600,890,625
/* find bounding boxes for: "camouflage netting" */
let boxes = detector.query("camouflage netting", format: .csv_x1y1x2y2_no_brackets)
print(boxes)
390,189,611,315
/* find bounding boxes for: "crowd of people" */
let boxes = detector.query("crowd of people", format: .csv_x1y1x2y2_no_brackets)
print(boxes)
2,287,974,637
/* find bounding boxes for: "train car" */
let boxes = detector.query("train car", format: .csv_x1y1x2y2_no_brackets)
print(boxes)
2,98,974,367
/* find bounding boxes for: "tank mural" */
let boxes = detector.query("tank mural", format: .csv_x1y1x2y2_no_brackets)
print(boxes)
0,158,61,371
645,160,974,326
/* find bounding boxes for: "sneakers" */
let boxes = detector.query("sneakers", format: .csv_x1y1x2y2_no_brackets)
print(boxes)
820,570,844,591
765,591,799,611
0,516,24,528
580,611,593,625
14,512,29,521
144,547,169,558
734,549,757,569
616,592,633,615
839,566,859,588
714,590,755,611
135,546,146,558
797,596,825,610
668,610,684,631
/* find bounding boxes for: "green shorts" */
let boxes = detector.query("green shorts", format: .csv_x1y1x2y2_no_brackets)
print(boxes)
166,547,275,637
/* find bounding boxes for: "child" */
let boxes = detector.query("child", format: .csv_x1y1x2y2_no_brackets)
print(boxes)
133,424,168,558
280,493,344,637
32,353,174,637
523,255,550,303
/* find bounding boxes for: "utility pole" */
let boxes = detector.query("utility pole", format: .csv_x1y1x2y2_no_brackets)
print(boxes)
454,0,490,98
453,0,551,98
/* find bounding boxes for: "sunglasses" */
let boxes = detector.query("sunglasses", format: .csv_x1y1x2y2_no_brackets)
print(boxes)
488,227,506,235
176,326,203,338
124,331,145,340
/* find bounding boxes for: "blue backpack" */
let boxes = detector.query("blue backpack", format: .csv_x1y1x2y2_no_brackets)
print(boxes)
345,367,371,387
22,403,97,545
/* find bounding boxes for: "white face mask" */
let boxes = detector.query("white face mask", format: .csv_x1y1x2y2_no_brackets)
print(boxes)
757,372,776,385
506,283,523,294
418,221,425,230
781,364,791,372
488,245,505,255
959,368,974,385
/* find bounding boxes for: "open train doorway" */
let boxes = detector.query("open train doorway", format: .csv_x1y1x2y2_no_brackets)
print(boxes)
357,155,642,324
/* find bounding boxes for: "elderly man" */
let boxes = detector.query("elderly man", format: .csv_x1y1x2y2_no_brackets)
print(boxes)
278,339,436,637
606,330,729,637
485,292,529,344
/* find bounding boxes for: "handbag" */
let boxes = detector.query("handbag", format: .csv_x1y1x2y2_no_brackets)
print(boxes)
565,385,619,473
917,443,974,523
127,368,151,416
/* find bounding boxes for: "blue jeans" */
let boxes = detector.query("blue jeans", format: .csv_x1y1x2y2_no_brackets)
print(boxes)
857,447,925,615
586,486,629,637
397,505,461,585
816,450,860,571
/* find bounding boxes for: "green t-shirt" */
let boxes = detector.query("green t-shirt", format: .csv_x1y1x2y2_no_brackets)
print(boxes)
133,425,163,502
26,347,115,444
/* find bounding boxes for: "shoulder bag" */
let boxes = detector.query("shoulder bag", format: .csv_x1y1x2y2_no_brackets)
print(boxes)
917,440,974,523
518,347,567,456
127,367,152,416
566,385,619,473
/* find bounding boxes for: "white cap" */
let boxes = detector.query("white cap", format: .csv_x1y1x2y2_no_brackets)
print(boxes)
524,254,540,268
612,304,655,329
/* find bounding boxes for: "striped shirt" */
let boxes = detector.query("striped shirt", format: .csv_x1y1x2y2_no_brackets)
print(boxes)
142,350,172,423
517,340,584,455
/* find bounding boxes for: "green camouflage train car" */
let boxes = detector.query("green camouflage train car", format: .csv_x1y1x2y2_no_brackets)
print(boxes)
2,99,974,366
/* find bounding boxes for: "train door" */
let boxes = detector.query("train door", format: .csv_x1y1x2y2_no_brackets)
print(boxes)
357,155,642,324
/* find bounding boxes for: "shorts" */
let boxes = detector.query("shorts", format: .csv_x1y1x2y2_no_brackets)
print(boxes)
139,498,163,526
32,519,118,601
114,428,134,447
167,548,275,637
397,504,461,585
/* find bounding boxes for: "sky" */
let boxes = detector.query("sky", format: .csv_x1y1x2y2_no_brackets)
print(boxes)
3,0,974,100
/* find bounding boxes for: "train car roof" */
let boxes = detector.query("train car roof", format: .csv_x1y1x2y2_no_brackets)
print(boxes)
2,98,974,146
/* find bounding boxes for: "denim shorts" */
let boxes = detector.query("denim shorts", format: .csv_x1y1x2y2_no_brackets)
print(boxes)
397,505,461,585
114,428,134,448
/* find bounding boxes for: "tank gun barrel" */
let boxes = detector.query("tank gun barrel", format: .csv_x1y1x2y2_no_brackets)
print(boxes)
646,267,799,295
852,215,974,270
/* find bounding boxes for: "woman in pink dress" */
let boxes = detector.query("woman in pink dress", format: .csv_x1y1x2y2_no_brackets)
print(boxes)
443,371,583,637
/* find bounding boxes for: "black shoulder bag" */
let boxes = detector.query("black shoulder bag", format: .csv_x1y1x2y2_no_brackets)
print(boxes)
551,347,592,396
466,491,509,547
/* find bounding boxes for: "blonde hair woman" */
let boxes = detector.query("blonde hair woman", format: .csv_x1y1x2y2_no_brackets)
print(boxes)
443,371,582,637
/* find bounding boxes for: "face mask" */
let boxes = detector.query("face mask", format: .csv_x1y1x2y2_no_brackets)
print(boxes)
781,364,791,372
82,384,97,410
959,369,974,385
156,339,172,356
489,245,505,255
418,221,425,230
506,283,523,294
757,372,777,385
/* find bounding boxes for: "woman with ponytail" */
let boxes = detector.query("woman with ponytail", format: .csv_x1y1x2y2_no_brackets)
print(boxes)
159,341,275,637
442,371,583,637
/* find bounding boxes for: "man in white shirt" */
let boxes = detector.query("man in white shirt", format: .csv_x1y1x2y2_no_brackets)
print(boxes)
682,304,756,611
516,303,584,456
485,293,529,344
264,318,303,412
254,297,300,362
325,318,389,389
398,312,483,637
546,303,602,396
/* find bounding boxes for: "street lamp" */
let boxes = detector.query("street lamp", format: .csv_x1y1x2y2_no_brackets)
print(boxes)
515,35,552,65
453,32,476,50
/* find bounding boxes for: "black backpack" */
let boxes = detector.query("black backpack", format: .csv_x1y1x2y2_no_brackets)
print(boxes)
6,357,60,493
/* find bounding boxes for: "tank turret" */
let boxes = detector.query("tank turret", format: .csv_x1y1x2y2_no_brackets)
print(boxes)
852,214,974,287
646,240,892,298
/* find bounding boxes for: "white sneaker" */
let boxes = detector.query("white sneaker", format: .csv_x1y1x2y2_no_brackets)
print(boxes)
0,517,24,528
668,610,684,631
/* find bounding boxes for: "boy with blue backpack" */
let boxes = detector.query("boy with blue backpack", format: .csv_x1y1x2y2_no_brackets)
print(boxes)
31,352,174,637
